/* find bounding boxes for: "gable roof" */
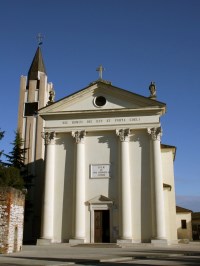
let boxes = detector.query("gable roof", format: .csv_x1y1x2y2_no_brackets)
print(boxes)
176,206,193,213
39,80,166,116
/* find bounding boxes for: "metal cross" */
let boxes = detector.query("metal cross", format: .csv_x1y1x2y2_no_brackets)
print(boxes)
96,65,105,80
37,33,44,46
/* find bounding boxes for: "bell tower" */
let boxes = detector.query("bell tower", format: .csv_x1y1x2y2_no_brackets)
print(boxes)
17,45,55,243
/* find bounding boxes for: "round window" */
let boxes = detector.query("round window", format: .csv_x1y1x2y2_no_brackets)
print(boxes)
94,96,106,107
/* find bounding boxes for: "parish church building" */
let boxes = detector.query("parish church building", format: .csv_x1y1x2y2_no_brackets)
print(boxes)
17,46,177,245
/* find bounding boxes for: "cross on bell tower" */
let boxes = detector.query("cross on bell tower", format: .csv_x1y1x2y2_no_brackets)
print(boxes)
37,33,44,46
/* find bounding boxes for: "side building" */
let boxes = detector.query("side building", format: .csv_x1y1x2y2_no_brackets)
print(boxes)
176,206,193,242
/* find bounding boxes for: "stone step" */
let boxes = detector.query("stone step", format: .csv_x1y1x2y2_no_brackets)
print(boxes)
72,243,120,248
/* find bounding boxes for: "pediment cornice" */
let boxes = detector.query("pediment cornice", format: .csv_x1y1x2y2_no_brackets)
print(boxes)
39,81,166,117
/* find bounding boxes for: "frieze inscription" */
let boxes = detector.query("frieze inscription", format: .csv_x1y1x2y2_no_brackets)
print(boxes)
62,117,140,126
46,115,159,128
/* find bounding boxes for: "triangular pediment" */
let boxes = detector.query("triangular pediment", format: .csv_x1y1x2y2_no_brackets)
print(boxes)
87,195,113,205
39,81,166,116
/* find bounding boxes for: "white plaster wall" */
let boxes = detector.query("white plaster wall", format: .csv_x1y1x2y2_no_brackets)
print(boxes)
162,149,177,243
176,212,192,240
85,131,119,242
129,130,152,242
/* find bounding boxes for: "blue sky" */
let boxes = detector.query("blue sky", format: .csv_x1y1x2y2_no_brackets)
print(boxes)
0,0,199,211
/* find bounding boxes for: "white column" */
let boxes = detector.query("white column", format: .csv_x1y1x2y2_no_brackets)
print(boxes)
148,127,166,241
71,130,86,242
40,131,56,240
116,129,132,241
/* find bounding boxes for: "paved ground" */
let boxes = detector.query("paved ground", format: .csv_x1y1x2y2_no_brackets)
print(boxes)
0,243,200,266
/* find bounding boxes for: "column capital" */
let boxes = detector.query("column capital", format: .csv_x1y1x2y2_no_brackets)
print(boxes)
72,130,86,144
116,129,130,142
147,127,162,141
41,131,56,145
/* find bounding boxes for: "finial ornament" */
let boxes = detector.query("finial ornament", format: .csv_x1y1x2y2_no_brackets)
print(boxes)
37,33,44,46
149,81,157,100
96,65,105,80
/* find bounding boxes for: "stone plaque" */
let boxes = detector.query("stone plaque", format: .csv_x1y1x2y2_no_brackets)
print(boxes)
90,164,111,178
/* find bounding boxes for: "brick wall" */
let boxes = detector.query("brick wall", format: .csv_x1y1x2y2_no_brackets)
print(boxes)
0,187,25,253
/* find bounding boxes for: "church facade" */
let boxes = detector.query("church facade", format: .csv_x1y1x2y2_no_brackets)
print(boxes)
18,46,177,244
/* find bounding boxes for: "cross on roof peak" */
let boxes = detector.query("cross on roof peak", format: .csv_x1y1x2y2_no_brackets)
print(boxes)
96,65,105,80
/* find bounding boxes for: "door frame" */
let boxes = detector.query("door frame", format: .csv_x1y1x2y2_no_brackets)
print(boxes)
90,203,113,243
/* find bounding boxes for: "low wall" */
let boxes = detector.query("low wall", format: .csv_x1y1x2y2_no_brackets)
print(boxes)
0,187,25,253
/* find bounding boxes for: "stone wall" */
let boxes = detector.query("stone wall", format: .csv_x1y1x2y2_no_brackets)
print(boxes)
0,187,25,253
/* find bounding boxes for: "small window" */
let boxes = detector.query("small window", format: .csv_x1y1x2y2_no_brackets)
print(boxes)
24,102,38,116
94,96,106,107
181,219,187,229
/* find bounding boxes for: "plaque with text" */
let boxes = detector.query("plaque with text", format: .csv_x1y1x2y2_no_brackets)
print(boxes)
90,164,111,178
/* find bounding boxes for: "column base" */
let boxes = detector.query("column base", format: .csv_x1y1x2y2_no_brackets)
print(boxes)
37,238,52,245
151,238,168,245
69,239,85,245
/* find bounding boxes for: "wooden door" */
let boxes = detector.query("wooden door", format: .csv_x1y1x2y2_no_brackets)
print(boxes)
94,210,110,243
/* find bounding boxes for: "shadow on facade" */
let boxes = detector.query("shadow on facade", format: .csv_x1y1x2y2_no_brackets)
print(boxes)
60,136,74,242
23,158,45,244
131,132,152,242
99,132,119,242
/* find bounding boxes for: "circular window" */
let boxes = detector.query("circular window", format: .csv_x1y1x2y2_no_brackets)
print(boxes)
94,96,106,107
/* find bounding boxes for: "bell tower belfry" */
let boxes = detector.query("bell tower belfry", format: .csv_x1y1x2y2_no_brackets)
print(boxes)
17,45,55,243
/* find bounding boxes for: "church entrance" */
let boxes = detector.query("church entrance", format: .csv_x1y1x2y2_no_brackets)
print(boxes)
94,210,110,243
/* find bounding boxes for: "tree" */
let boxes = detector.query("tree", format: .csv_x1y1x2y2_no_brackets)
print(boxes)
0,165,24,189
0,129,5,164
0,130,24,189
5,130,26,169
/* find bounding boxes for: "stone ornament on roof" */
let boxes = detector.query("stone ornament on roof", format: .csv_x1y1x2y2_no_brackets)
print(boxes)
47,89,55,105
149,81,157,100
